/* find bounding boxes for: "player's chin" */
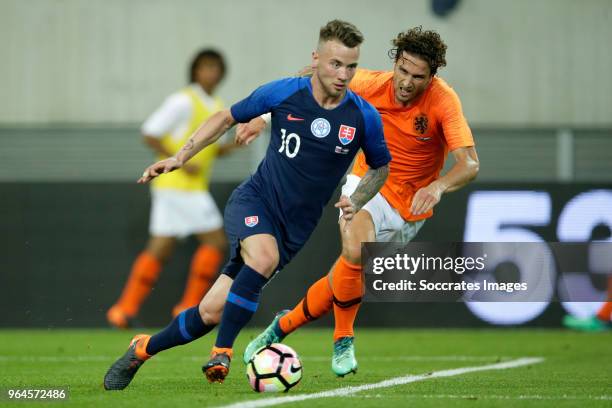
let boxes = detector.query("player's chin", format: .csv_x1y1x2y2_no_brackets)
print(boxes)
325,85,343,96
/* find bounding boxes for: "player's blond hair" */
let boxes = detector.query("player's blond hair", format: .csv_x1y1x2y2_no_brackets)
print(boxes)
318,20,364,48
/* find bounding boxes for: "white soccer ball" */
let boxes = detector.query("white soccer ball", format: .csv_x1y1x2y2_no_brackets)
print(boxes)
246,343,303,392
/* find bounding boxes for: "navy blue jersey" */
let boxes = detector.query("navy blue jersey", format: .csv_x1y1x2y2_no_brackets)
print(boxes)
230,77,390,249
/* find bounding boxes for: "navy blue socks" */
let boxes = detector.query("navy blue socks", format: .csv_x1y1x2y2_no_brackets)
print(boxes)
143,265,269,355
146,306,214,355
215,265,268,349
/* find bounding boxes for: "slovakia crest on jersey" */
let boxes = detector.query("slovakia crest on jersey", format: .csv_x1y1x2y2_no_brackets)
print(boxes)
338,125,356,145
244,216,259,228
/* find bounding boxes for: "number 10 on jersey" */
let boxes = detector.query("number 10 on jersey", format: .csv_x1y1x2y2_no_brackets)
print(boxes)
278,128,301,158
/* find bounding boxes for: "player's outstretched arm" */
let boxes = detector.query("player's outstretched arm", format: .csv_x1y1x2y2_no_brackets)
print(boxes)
138,109,237,183
336,164,389,222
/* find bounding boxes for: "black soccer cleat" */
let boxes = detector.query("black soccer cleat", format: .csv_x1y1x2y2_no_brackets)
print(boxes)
203,351,232,383
103,334,150,390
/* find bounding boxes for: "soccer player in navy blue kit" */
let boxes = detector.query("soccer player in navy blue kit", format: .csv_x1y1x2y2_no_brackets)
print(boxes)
104,20,390,389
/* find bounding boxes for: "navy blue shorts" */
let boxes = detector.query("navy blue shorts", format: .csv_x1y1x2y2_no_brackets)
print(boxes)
221,183,304,279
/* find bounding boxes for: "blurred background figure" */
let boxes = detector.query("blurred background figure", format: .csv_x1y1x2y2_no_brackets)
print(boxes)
107,48,239,329
563,278,612,332
431,0,461,18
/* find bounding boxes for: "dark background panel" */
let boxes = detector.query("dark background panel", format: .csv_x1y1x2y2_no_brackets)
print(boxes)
0,182,609,328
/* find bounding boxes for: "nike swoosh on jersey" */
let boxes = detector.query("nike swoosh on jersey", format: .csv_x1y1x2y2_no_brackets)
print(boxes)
287,114,305,121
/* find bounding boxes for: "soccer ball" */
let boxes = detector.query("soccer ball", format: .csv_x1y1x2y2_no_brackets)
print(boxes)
246,343,302,392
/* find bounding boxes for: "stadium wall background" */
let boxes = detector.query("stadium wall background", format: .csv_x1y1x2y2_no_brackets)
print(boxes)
1,182,609,328
1,0,611,127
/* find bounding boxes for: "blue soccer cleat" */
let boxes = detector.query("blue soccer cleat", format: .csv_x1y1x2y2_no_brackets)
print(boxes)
243,310,289,364
563,315,611,332
332,336,358,377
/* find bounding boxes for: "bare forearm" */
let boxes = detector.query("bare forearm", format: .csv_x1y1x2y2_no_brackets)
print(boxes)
435,159,479,193
175,110,236,164
350,164,389,211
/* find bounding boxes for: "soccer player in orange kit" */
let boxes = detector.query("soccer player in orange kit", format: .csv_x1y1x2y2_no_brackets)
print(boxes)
239,26,480,376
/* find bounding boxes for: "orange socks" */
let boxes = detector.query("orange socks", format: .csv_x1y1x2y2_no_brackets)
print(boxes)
173,245,223,316
110,246,222,325
114,251,162,317
211,346,233,359
279,274,334,334
331,256,363,341
277,256,363,340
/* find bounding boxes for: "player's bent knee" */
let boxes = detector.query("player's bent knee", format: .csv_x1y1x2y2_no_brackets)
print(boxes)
196,303,210,324
246,252,279,277
242,246,279,277
200,309,221,325
198,302,222,325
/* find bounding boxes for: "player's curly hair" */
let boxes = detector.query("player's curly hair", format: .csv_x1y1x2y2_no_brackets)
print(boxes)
388,26,447,75
319,19,364,48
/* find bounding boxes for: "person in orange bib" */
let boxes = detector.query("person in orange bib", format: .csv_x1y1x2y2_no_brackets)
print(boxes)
239,27,480,376
107,49,240,328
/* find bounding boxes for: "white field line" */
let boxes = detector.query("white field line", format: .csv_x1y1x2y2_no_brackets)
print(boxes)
216,357,544,408
353,393,612,401
301,355,509,362
0,355,513,363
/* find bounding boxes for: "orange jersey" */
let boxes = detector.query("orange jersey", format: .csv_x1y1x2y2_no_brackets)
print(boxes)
350,68,474,221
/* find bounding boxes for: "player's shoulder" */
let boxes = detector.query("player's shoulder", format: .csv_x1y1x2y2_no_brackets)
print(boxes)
256,77,310,96
354,68,393,86
351,68,393,97
346,90,382,128
347,90,379,114
255,76,311,106
428,77,462,104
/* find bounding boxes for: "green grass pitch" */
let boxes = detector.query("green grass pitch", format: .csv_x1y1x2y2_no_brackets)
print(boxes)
0,328,610,407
